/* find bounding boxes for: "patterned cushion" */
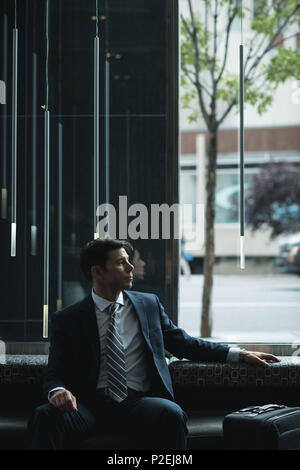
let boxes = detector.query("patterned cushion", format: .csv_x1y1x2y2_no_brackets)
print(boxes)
2,355,300,389
169,357,300,388
0,355,47,385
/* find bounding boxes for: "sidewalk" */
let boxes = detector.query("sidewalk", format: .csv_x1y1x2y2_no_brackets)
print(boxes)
178,274,300,343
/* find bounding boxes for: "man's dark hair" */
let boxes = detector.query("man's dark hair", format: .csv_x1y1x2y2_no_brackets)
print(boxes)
80,238,133,281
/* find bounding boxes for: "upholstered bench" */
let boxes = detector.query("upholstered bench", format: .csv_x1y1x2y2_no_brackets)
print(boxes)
0,355,47,450
1,355,300,450
169,357,300,449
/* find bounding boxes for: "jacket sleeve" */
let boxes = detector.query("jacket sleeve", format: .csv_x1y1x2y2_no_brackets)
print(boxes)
43,312,70,398
155,295,230,362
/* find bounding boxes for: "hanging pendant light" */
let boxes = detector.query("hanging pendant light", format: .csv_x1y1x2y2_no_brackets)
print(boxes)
31,2,38,256
57,122,63,311
105,55,110,207
94,0,100,239
56,2,63,311
11,0,18,256
105,0,110,212
1,13,8,220
31,51,37,256
43,0,50,338
239,1,245,269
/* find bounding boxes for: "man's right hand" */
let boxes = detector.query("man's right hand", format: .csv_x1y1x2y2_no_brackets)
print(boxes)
49,389,78,413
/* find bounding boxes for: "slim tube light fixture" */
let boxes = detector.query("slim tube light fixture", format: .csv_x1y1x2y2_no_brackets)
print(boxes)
239,1,245,270
11,2,18,256
126,110,130,200
94,0,100,240
31,1,38,255
43,108,50,338
105,57,110,207
105,1,110,210
1,14,8,220
43,0,50,338
31,52,37,256
57,123,63,312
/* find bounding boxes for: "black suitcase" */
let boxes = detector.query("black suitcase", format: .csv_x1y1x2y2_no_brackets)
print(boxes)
223,404,300,450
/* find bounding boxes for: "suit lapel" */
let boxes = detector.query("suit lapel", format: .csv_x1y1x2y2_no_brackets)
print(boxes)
79,291,152,362
124,290,152,350
80,294,101,367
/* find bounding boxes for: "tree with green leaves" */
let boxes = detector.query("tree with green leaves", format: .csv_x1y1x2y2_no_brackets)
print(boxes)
181,0,300,337
246,162,300,238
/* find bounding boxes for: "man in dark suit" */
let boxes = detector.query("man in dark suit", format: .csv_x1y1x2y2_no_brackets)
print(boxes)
28,239,280,450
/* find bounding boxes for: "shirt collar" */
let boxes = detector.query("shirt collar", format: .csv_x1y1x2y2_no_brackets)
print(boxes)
91,289,124,312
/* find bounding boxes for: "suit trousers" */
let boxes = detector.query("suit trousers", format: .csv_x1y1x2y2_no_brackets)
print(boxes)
27,393,188,450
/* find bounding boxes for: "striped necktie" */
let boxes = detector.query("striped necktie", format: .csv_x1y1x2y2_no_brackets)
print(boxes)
106,302,128,402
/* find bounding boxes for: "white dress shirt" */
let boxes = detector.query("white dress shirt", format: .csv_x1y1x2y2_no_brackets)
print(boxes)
92,289,151,392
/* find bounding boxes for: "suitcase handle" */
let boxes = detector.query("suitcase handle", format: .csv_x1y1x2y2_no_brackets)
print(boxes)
236,404,287,415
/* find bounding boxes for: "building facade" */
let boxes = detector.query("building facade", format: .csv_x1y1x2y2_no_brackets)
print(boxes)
179,0,300,270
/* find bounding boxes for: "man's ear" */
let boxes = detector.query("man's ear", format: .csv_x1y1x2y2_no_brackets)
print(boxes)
91,265,104,280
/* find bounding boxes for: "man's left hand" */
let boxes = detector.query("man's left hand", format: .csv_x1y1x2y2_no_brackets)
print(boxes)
240,351,281,367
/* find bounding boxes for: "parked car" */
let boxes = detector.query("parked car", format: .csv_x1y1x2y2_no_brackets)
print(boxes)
277,232,300,274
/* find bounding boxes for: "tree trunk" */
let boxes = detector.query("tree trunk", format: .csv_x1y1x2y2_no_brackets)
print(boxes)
201,128,218,337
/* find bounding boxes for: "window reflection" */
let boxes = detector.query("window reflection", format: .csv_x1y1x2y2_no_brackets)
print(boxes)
0,0,178,342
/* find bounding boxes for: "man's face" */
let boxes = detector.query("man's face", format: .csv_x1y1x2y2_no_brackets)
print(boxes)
97,248,134,291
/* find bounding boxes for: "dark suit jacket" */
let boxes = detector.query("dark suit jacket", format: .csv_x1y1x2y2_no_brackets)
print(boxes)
44,290,229,402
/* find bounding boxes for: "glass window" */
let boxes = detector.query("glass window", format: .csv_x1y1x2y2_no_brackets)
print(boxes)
180,171,197,225
179,0,300,349
215,170,253,224
0,0,179,344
